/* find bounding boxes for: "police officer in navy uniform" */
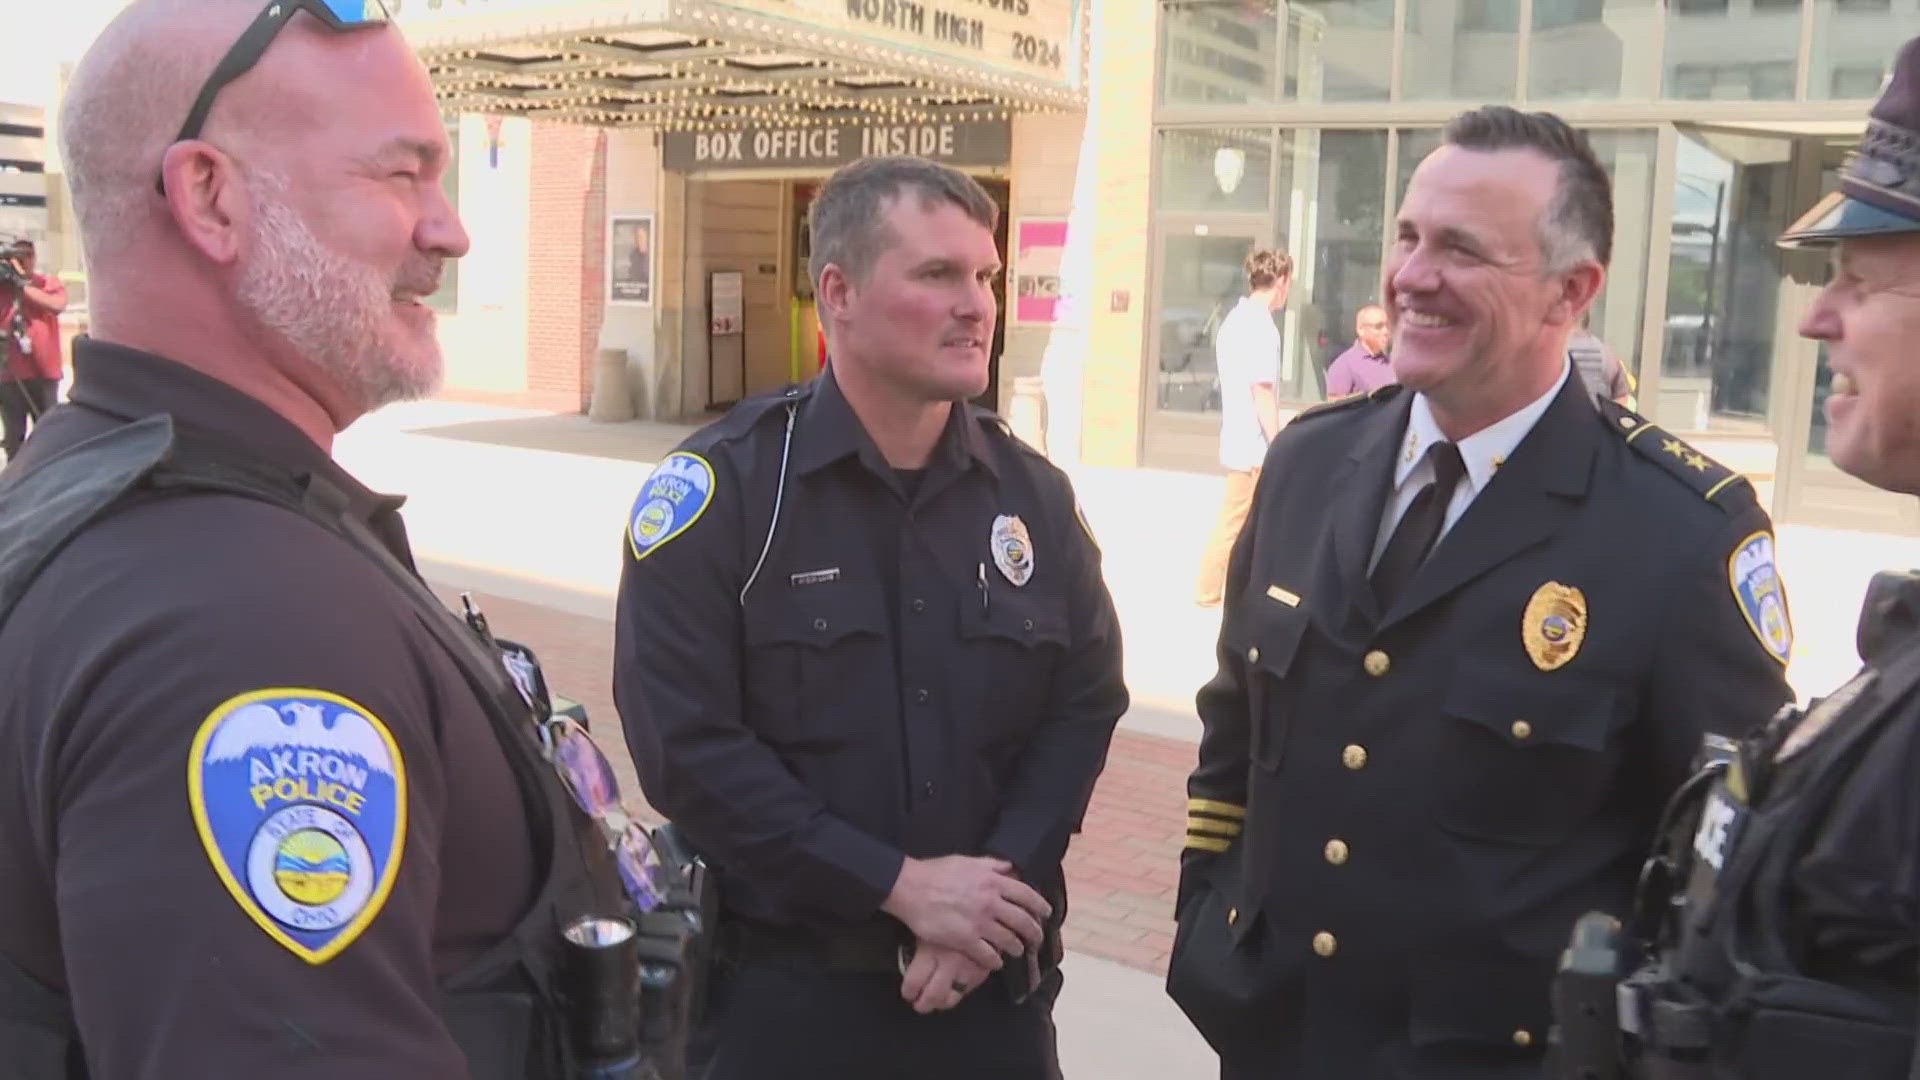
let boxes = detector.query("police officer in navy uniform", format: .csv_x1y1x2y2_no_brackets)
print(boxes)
1564,36,1920,1079
614,156,1127,1079
0,2,630,1076
1166,106,1795,1080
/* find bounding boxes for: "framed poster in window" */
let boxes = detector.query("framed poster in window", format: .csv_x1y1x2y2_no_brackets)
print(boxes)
1012,217,1070,326
608,213,654,306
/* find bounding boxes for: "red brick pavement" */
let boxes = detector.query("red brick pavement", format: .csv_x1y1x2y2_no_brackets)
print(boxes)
435,584,1194,978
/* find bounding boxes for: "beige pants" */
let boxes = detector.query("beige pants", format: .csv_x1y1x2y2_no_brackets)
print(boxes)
1196,467,1260,604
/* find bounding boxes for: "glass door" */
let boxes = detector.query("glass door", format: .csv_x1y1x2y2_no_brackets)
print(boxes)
1144,225,1267,472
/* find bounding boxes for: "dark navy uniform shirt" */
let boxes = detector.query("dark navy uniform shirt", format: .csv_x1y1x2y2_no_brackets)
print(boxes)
613,371,1127,929
0,341,535,1077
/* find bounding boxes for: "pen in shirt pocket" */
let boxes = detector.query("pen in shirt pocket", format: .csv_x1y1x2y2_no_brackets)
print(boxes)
977,562,989,615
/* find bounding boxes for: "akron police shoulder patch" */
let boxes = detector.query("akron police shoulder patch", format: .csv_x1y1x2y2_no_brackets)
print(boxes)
188,689,407,965
1729,531,1794,666
628,451,716,561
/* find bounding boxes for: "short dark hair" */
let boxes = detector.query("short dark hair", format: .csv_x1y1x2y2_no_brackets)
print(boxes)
1245,248,1293,291
1441,106,1613,269
808,156,999,288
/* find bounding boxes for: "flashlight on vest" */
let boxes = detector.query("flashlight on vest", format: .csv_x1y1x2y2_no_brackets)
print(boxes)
1547,912,1629,1080
560,915,646,1079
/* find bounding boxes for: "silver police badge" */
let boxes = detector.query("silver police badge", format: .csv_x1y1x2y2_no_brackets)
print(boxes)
991,514,1034,587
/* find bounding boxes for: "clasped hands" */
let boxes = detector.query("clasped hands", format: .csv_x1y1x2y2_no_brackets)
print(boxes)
881,854,1052,1015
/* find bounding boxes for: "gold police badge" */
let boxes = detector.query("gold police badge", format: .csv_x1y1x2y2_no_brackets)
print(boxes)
1522,582,1587,671
991,514,1034,587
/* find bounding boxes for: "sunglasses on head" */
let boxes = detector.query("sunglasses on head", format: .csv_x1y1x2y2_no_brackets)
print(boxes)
158,0,391,193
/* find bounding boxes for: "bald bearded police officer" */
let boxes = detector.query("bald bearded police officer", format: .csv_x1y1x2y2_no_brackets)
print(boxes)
1169,107,1795,1080
0,3,643,1076
615,157,1127,1080
1555,36,1920,1080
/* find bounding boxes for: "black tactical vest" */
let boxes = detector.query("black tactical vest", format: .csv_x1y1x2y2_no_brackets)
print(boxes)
1619,587,1920,1080
0,413,622,1079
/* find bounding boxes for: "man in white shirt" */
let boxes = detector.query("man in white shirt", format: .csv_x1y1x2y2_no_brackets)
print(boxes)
1196,248,1291,606
1169,106,1794,1080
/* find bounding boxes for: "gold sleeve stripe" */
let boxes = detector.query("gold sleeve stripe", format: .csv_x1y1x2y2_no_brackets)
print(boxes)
1187,798,1245,819
1187,819,1242,837
1184,835,1232,853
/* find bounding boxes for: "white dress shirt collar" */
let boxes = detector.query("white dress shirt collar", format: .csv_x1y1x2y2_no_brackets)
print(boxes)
1392,361,1573,499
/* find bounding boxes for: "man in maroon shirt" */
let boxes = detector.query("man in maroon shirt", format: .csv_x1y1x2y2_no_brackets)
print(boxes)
0,240,68,460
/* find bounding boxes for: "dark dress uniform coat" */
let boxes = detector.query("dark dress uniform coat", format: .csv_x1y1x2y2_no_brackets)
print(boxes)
1169,374,1794,1079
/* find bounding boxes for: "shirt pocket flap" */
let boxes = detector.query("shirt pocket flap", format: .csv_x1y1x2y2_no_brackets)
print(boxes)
1442,666,1617,752
960,588,1071,648
744,580,888,649
1229,598,1310,681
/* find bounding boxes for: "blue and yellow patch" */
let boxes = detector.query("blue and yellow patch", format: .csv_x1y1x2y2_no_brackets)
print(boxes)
1729,531,1793,666
628,451,716,561
188,689,406,965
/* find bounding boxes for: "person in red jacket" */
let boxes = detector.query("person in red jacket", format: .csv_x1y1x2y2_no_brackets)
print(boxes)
0,240,69,461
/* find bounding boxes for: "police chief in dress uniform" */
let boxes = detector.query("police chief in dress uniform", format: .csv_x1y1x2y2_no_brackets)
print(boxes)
1166,106,1796,1080
0,3,629,1076
613,157,1128,1080
1576,35,1920,1079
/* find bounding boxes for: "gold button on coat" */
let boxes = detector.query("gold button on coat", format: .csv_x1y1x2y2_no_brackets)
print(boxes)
1511,720,1533,740
1363,650,1390,677
1324,839,1349,865
1227,907,1238,926
1512,1029,1533,1048
1247,646,1261,664
1312,932,1337,957
1342,744,1368,770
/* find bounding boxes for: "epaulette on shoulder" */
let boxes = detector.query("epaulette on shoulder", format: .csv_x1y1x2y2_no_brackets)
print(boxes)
1600,399,1755,511
687,380,815,451
970,404,1048,462
1289,382,1401,426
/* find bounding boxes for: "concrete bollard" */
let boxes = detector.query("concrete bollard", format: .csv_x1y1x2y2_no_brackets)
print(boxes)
589,347,636,422
1006,375,1048,456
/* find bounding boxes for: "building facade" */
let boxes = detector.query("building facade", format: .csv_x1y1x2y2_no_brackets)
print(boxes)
1132,0,1920,534
36,1,1918,533
0,103,50,249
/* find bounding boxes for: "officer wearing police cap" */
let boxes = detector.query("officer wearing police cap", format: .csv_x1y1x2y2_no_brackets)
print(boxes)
1551,34,1920,1080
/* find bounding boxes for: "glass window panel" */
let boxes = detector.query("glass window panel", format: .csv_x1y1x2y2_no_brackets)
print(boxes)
1809,0,1920,100
1159,1,1279,105
1658,130,1797,434
1528,0,1663,102
1154,233,1262,415
1585,129,1658,386
1663,0,1802,101
1158,129,1275,214
1282,1,1394,103
1402,0,1520,101
1279,130,1388,405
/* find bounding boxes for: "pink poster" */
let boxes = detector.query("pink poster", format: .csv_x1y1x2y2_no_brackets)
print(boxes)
1013,218,1070,325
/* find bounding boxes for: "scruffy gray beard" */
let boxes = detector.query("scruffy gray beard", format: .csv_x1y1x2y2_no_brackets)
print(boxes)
236,171,443,412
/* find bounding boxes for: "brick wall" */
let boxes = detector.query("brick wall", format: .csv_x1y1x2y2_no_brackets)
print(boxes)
523,122,608,413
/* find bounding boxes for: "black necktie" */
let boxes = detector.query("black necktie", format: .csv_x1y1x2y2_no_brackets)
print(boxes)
1371,441,1466,607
